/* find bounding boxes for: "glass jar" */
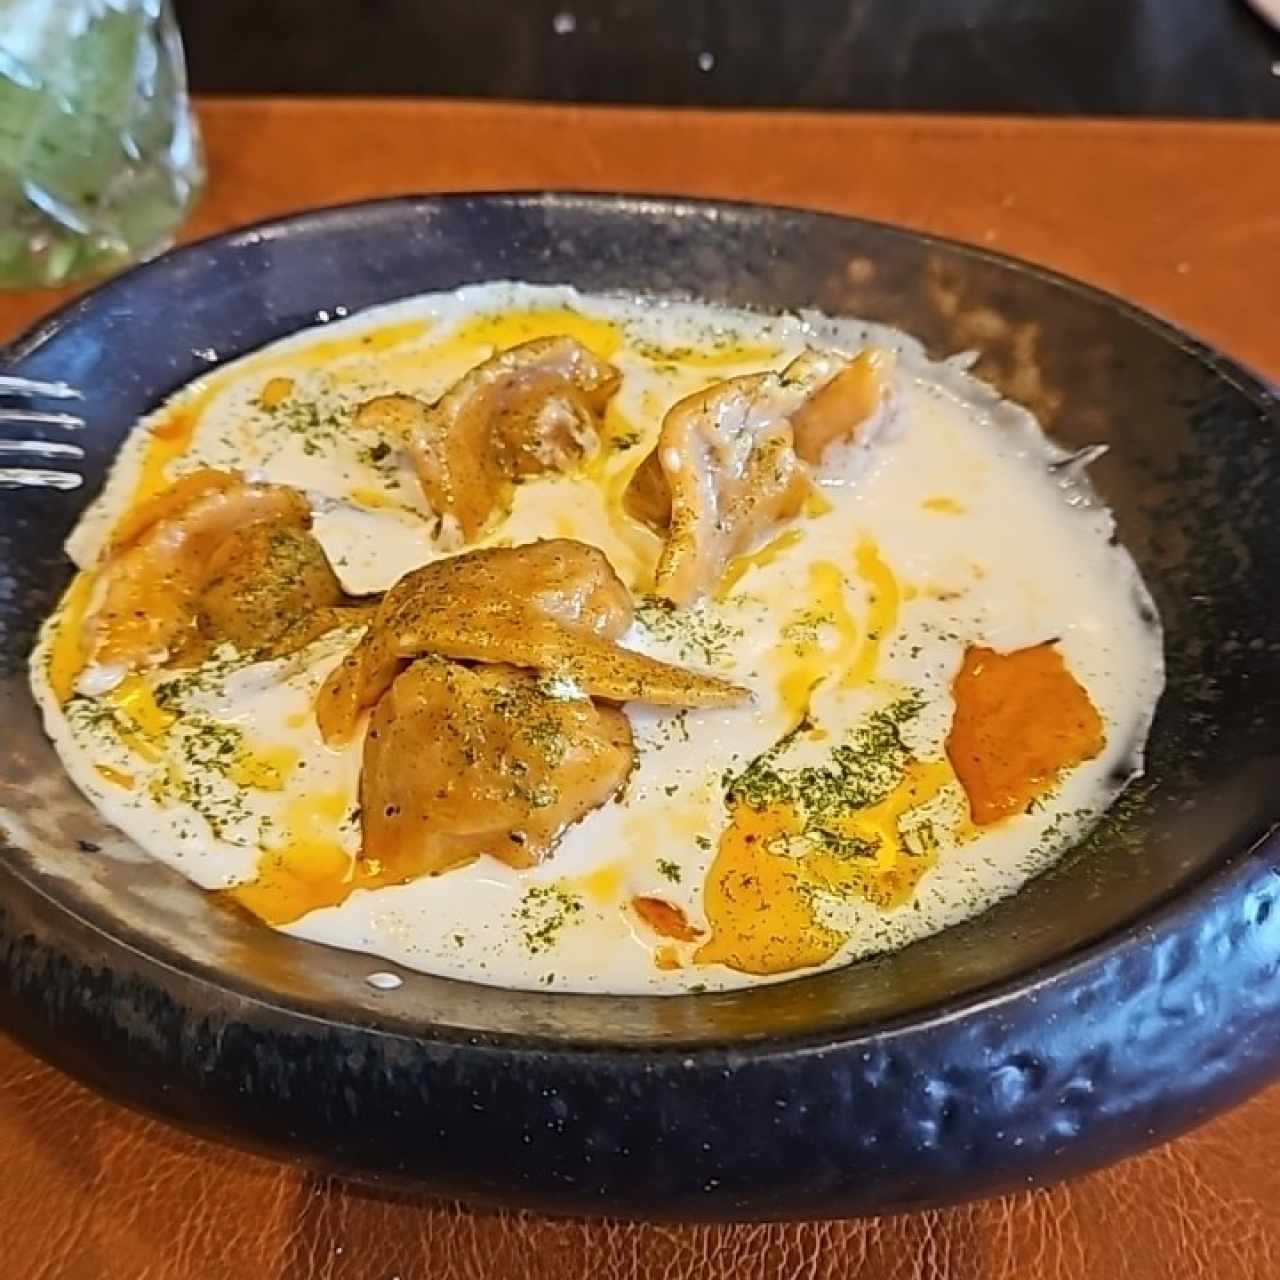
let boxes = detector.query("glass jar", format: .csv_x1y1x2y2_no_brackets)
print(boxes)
0,0,204,288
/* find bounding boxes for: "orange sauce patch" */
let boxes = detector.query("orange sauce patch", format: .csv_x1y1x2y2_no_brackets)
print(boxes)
227,789,461,927
580,862,624,906
842,537,898,686
117,317,431,527
295,317,431,368
94,763,135,790
801,487,834,518
695,803,844,976
714,526,806,600
774,561,858,727
226,793,354,926
349,486,399,511
450,307,622,360
259,375,294,408
631,895,703,942
801,758,952,909
696,758,955,977
127,405,203,515
945,642,1105,825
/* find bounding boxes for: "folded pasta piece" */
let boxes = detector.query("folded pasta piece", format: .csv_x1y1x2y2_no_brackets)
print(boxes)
625,348,895,605
317,539,748,744
197,519,347,657
355,335,620,545
78,468,349,692
361,657,635,873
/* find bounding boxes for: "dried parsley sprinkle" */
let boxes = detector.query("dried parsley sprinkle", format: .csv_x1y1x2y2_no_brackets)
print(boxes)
635,597,743,668
252,375,358,464
517,884,585,954
630,328,746,363
657,858,682,883
356,437,402,489
480,680,569,771
524,783,559,810
178,718,243,771
1027,805,1099,864
643,708,694,750
724,692,926,859
902,821,939,857
65,694,125,741
270,398,340,454
152,649,238,714
781,610,834,655
161,717,259,840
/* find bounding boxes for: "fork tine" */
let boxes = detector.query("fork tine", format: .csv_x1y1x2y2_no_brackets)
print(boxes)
0,374,82,399
0,372,88,489
0,408,85,429
0,440,84,459
0,467,83,490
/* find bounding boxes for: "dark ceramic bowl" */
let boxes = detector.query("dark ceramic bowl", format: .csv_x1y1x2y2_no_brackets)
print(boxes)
1,195,1278,1221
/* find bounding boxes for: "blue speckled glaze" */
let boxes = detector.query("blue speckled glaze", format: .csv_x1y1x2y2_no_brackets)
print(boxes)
0,195,1277,1219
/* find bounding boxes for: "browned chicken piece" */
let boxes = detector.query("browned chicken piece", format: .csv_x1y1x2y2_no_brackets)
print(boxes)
78,467,354,692
354,336,621,545
317,539,748,744
361,657,634,873
624,348,895,605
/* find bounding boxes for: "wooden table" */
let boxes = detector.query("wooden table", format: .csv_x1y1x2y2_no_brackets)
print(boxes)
2,100,1277,1280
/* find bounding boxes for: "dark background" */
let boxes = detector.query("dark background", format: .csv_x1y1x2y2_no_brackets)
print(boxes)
176,0,1280,116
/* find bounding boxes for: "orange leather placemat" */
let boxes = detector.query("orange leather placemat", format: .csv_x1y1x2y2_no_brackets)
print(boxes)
2,100,1277,1280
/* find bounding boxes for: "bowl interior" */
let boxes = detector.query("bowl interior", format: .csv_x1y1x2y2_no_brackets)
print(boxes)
2,193,1278,1049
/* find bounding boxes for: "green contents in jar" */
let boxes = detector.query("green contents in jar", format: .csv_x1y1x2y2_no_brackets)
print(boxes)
0,0,204,287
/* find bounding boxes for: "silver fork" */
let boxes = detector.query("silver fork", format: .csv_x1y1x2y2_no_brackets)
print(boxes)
0,373,86,490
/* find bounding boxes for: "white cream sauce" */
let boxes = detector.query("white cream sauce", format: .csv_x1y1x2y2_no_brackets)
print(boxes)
30,283,1163,993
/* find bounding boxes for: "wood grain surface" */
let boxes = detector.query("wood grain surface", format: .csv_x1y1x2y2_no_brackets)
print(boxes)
1,99,1278,1280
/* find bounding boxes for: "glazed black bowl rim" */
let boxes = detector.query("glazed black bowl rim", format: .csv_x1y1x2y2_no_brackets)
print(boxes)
5,189,1277,1064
